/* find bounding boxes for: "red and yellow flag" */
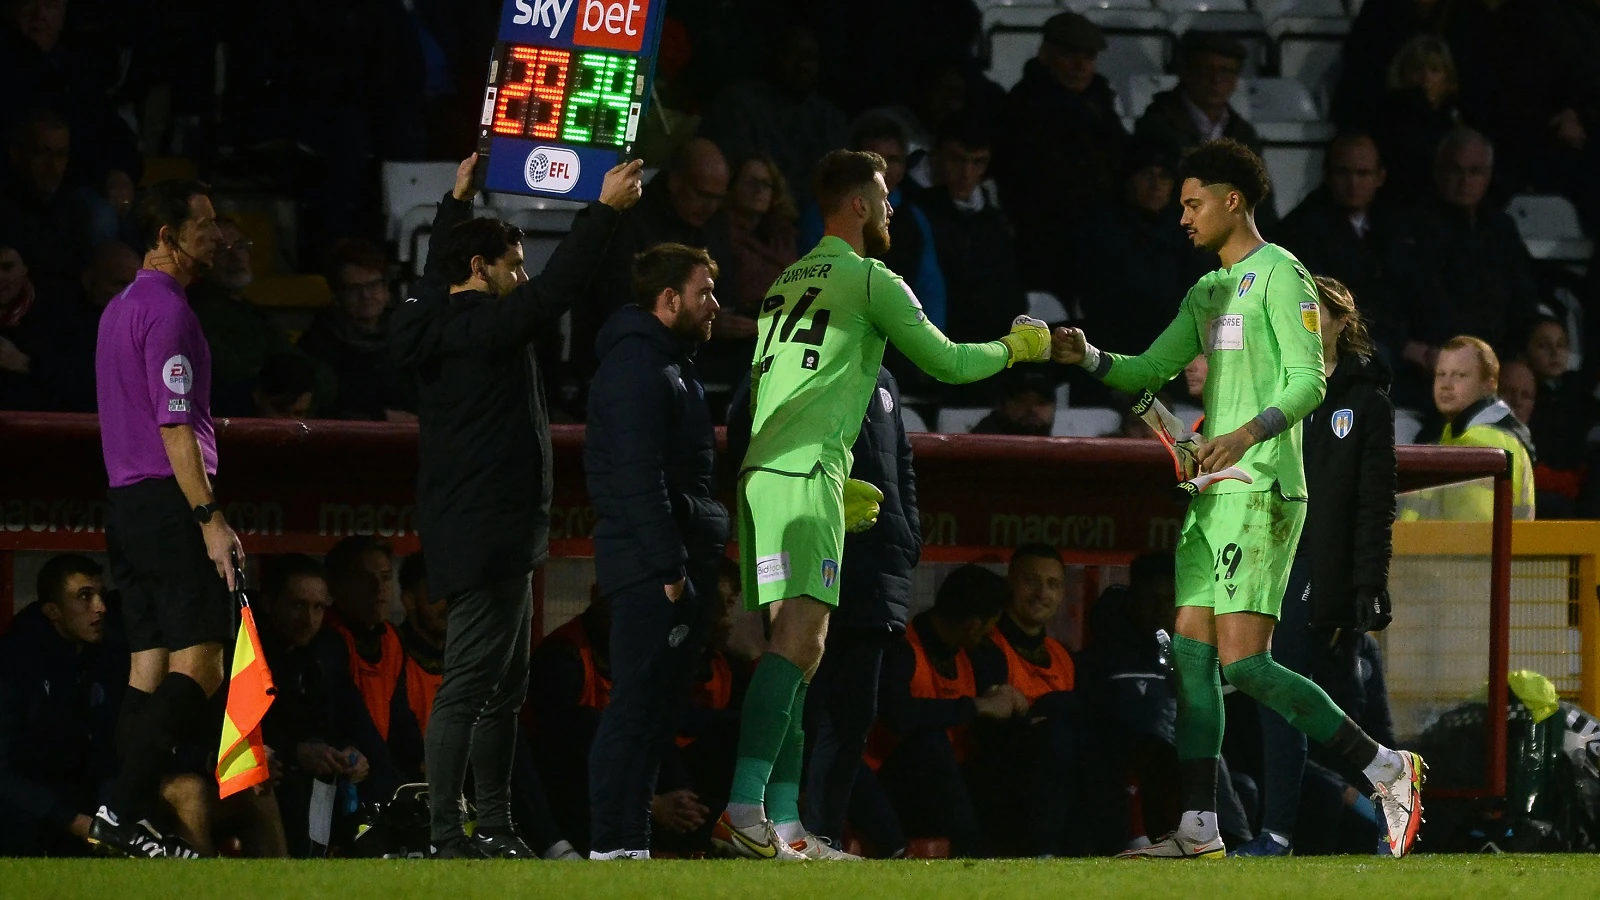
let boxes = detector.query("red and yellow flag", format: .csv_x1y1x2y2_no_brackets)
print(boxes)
217,606,276,799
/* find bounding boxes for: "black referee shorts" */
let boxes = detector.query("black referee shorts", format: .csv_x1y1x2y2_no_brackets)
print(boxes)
105,477,233,654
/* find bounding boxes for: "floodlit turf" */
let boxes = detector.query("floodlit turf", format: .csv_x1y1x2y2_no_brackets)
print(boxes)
3,855,1598,900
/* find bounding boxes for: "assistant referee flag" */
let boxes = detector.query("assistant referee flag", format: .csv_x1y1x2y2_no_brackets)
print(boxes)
217,602,275,799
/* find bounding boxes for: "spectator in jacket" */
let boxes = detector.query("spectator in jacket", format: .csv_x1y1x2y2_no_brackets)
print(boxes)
0,554,119,856
0,110,117,283
913,111,1027,366
251,353,317,420
257,554,372,856
995,12,1126,300
1372,36,1464,205
699,22,849,208
1332,0,1451,131
1409,335,1537,520
0,241,47,410
574,139,733,386
24,239,139,412
188,219,315,417
710,155,798,385
1518,316,1593,516
1065,138,1214,392
301,238,414,421
1236,277,1397,857
867,565,1027,858
799,116,947,333
584,242,730,859
1276,134,1421,367
388,153,642,860
1499,358,1537,425
1398,129,1539,382
970,544,1122,857
971,366,1057,436
1135,32,1262,160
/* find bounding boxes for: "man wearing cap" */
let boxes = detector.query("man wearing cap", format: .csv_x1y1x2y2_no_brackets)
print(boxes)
972,367,1058,436
995,12,1128,301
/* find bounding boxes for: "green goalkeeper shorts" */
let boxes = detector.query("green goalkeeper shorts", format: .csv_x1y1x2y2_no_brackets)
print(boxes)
737,465,845,611
1174,485,1307,618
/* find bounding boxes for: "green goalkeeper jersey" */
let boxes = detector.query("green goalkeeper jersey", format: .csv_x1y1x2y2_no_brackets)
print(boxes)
744,235,1011,483
1099,243,1326,498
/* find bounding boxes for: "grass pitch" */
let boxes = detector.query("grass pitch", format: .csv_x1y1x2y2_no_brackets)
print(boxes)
3,855,1596,900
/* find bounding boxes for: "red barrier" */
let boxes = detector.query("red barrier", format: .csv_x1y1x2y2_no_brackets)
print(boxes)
2,411,1516,797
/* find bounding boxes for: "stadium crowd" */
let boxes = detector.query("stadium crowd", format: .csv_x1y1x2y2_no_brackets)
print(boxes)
2,0,1598,860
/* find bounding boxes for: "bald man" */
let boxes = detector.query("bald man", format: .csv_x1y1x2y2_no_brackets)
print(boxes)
575,139,739,383
22,241,142,411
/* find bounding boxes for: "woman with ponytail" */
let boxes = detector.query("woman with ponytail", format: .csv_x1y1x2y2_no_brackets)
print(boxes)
1232,276,1399,857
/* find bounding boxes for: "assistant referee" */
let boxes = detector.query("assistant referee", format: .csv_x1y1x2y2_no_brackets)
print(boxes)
89,179,242,858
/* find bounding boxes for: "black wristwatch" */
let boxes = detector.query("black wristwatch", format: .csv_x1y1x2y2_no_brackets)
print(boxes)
193,502,220,525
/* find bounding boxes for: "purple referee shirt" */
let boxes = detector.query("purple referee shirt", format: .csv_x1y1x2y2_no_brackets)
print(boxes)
95,269,217,488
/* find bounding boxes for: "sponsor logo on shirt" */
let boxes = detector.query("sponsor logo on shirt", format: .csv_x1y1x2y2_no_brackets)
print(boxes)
1237,273,1256,296
163,355,193,395
667,624,689,647
1332,408,1353,439
756,552,790,585
820,558,839,589
1300,301,1320,333
1207,315,1244,352
168,399,189,413
524,147,581,193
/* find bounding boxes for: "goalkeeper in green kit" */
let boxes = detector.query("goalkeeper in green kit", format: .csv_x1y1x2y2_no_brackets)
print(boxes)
1052,140,1425,860
709,149,1052,860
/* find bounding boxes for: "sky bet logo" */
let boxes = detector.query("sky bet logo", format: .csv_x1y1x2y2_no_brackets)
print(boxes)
512,0,648,52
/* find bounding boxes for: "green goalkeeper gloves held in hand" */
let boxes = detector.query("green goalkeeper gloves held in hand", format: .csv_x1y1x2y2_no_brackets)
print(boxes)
843,479,885,533
1000,315,1051,367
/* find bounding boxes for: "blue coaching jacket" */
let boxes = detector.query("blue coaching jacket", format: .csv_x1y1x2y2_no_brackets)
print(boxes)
585,306,730,597
727,367,921,632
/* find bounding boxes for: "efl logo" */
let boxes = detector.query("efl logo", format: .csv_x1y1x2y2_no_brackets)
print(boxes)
524,147,581,193
575,0,648,51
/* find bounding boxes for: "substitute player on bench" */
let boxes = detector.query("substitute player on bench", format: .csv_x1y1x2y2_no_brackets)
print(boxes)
1051,139,1424,860
711,149,1052,860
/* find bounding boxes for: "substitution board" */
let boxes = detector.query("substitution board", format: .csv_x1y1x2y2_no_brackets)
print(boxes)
475,0,667,201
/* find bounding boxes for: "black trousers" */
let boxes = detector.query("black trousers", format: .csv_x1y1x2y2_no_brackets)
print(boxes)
879,730,983,857
426,572,533,843
802,628,893,840
588,568,717,853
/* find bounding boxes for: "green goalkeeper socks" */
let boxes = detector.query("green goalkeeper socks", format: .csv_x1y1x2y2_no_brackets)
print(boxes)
1172,635,1224,761
728,653,804,810
1222,651,1347,744
765,682,809,827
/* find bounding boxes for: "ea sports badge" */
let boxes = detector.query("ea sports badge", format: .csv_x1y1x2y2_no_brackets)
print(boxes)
1300,301,1320,333
1237,273,1255,296
1332,408,1353,439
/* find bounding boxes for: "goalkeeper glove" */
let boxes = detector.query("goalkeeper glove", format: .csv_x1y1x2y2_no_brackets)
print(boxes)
999,315,1050,367
843,479,884,533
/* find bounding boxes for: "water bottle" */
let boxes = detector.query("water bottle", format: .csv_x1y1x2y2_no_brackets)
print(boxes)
339,752,360,817
1155,628,1172,671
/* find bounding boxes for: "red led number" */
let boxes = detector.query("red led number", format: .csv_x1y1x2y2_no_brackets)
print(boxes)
493,45,571,140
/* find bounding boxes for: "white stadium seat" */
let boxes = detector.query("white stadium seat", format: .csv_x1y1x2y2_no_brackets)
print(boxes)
981,3,1057,91
1167,11,1270,74
1026,291,1071,323
1066,0,1155,10
1271,17,1349,109
938,407,992,435
1157,0,1249,12
382,161,466,241
1241,78,1336,144
1254,0,1347,21
1262,143,1325,219
1053,407,1123,437
1085,9,1173,93
1507,194,1594,261
1393,408,1424,445
900,407,930,433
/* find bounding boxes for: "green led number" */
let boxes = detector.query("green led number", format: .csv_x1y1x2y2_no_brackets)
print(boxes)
562,52,638,148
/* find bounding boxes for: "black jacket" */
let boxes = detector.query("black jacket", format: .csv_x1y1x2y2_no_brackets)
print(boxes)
910,188,1027,346
1302,353,1397,628
1077,585,1174,745
585,306,729,596
0,604,127,833
1274,187,1423,355
298,309,415,420
727,367,920,631
1400,199,1540,356
390,193,620,598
